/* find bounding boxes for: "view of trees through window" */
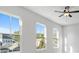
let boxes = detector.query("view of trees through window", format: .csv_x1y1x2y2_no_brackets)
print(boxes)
0,13,20,53
36,23,46,49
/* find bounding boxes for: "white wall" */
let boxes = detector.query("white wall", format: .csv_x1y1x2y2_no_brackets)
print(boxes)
0,6,63,53
63,24,79,53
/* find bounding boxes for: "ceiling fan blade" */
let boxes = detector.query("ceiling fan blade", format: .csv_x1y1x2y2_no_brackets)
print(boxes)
54,10,63,13
69,10,79,13
65,6,70,9
69,14,72,17
59,14,64,17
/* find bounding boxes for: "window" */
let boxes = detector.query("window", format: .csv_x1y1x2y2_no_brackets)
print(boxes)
36,23,46,49
52,28,59,48
0,12,21,53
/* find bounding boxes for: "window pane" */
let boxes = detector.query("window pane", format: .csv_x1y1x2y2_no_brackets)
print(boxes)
52,28,59,48
11,17,20,33
0,13,11,53
36,23,46,49
11,16,20,51
0,13,21,53
0,13,10,34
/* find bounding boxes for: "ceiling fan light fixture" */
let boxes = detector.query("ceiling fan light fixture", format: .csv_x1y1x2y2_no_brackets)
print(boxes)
64,13,69,16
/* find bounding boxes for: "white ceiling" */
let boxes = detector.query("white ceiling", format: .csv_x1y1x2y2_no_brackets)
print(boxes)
24,6,79,26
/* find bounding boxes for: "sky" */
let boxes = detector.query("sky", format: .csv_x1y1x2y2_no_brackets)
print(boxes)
0,13,45,34
0,13,20,33
36,23,45,33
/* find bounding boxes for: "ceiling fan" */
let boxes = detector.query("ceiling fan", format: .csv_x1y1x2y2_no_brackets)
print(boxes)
55,6,79,17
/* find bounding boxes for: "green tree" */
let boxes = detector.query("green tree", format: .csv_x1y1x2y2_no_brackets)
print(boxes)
12,31,20,42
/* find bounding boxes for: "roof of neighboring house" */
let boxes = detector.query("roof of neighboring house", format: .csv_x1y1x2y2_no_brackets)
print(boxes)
0,27,14,34
0,33,14,35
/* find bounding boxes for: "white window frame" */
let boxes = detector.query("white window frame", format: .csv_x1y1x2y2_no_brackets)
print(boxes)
52,28,59,48
36,22,47,51
0,11,22,52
